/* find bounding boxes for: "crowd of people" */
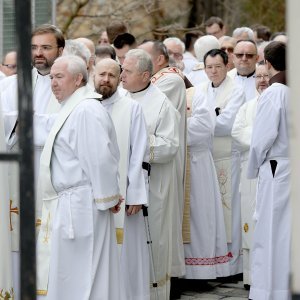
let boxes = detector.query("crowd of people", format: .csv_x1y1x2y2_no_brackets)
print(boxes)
0,16,290,300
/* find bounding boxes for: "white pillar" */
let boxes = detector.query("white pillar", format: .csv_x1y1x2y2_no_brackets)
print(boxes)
287,0,300,296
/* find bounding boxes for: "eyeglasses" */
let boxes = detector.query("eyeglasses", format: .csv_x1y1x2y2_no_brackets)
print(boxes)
234,53,257,59
256,74,269,80
31,45,58,52
221,47,234,53
167,50,183,60
2,64,17,69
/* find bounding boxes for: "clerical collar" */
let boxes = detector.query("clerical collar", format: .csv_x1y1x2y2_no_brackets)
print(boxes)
237,70,255,78
132,82,151,93
269,71,287,86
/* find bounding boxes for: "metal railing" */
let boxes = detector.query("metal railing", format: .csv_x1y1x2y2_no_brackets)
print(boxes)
0,0,36,299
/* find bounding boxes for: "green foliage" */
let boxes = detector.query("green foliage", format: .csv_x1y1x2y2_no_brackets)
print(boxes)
239,0,285,32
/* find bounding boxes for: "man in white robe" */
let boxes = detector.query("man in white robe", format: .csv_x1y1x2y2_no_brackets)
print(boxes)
232,62,269,288
122,49,180,300
183,85,230,279
94,58,150,300
35,55,121,299
0,24,65,300
228,40,259,102
248,42,290,300
201,49,245,276
138,40,186,283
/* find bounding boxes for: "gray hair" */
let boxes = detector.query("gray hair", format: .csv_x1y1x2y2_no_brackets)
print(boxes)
54,55,88,84
63,40,91,66
232,27,255,41
125,49,153,74
163,37,185,53
194,35,220,62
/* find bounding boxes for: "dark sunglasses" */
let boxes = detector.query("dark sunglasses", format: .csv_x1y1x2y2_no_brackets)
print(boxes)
220,47,234,53
234,53,256,59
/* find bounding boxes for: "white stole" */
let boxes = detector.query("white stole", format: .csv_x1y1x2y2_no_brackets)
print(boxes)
201,77,234,242
110,98,131,243
36,86,101,295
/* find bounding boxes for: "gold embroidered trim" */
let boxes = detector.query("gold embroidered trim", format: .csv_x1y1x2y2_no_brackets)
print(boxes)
37,289,47,295
36,218,42,227
149,135,155,163
150,273,171,288
95,194,120,204
0,287,14,299
9,199,19,231
116,228,123,244
243,223,249,233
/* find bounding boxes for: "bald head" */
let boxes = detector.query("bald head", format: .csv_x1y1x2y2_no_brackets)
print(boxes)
75,37,96,71
94,58,121,99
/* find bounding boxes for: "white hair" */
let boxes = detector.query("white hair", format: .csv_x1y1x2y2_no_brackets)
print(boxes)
232,27,255,41
163,37,185,53
54,55,88,84
63,39,91,66
194,35,220,62
125,49,153,74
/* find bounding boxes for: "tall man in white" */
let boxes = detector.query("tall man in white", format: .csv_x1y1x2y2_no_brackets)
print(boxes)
0,24,65,300
232,62,269,288
248,42,290,300
35,55,121,299
228,40,259,102
122,49,180,300
184,81,230,280
94,58,150,300
138,40,186,282
201,49,245,276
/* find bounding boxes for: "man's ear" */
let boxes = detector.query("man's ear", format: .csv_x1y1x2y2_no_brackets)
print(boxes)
75,73,84,86
58,47,64,57
265,59,271,70
156,54,165,67
141,71,151,83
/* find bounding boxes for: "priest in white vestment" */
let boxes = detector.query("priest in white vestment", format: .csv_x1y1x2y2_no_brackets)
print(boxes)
0,24,65,300
122,49,180,300
248,42,290,300
94,58,150,300
184,85,230,279
228,40,259,102
201,49,245,276
34,55,121,299
138,40,186,279
231,62,269,287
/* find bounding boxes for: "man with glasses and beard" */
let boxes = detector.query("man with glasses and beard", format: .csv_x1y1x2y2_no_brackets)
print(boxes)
94,58,150,300
0,24,64,300
228,40,259,101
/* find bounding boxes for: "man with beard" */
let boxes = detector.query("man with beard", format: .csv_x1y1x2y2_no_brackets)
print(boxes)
94,58,150,300
0,24,64,300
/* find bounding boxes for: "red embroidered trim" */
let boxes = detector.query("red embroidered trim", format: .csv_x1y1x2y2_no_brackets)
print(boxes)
151,67,182,84
185,252,233,266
